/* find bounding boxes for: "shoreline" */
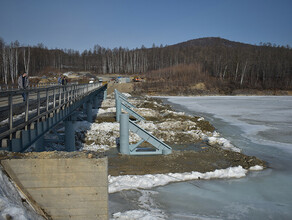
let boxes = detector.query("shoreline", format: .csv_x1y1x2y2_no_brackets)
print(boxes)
98,91,267,177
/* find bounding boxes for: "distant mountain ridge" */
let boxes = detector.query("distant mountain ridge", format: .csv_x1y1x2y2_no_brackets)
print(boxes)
170,37,252,48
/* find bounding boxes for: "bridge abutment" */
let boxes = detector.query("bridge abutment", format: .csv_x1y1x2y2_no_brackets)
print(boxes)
1,156,108,220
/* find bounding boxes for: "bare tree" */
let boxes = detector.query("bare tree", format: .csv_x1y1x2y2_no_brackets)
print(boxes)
23,47,31,75
2,45,8,84
240,61,248,85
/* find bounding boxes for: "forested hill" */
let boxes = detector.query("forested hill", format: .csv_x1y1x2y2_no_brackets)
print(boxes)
0,37,291,92
170,37,250,48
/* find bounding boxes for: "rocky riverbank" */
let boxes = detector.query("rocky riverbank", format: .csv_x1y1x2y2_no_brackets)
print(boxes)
83,89,266,176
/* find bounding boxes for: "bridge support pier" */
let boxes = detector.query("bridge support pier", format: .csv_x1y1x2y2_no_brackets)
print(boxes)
103,89,107,100
119,113,130,155
86,100,93,123
93,96,99,109
34,136,44,152
65,119,75,152
82,103,87,114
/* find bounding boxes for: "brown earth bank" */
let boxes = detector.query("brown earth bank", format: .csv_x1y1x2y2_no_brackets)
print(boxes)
0,147,266,178
106,81,292,96
133,88,292,96
130,82,292,96
108,147,266,176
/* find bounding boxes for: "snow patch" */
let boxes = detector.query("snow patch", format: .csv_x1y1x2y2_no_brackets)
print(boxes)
109,166,247,193
122,93,131,98
198,117,205,121
0,168,43,219
207,134,241,152
249,165,264,171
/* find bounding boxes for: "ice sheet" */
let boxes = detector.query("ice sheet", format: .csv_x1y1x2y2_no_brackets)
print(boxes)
164,96,292,153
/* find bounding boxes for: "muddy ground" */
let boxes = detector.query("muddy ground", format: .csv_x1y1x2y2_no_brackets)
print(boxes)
0,145,266,177
108,146,266,176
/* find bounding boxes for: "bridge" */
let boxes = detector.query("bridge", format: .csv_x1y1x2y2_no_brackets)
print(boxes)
0,83,107,152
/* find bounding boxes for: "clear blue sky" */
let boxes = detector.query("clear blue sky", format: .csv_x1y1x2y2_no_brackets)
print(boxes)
0,0,291,51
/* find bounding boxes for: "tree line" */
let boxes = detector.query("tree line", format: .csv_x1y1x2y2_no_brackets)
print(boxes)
0,37,291,90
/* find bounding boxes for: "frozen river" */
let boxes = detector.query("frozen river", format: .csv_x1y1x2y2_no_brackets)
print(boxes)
110,96,292,219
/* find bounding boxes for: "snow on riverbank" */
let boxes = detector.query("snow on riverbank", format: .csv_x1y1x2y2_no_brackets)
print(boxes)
109,165,263,219
72,94,241,152
109,165,263,194
0,168,44,219
207,131,241,152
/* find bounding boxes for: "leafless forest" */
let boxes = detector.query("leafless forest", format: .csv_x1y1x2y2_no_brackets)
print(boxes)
0,37,291,91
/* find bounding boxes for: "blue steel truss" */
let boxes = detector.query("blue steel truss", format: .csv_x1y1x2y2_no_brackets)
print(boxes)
128,120,172,155
114,89,145,122
117,93,172,155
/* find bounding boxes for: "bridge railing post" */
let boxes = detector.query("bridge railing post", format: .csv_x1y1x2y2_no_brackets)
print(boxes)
25,92,29,130
64,87,67,105
36,91,40,120
46,88,49,112
53,87,56,109
69,85,73,103
59,87,62,106
8,93,13,140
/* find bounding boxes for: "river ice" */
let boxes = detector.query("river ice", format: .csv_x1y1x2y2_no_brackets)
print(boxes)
157,96,292,219
110,96,292,219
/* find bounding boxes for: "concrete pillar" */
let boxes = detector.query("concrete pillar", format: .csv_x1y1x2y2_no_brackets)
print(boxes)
65,120,75,152
119,113,129,155
86,100,93,123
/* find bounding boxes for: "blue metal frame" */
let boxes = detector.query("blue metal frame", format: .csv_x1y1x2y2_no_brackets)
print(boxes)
119,113,172,155
114,89,145,122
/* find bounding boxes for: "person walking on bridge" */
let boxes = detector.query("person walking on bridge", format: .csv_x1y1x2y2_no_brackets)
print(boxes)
57,74,62,85
18,72,29,101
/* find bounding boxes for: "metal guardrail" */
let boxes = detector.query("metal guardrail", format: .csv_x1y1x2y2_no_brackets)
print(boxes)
0,82,65,91
0,82,102,141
